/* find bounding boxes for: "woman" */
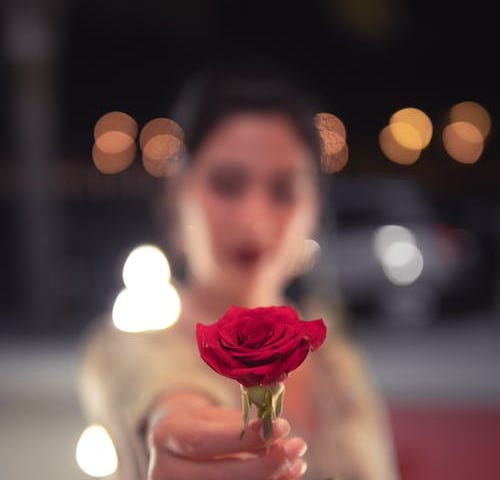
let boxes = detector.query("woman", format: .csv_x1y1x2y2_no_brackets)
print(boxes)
78,69,399,480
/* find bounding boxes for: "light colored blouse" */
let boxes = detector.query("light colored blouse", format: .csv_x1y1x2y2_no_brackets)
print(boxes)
77,312,399,480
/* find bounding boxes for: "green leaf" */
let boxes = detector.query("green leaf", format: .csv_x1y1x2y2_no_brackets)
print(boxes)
275,389,284,417
246,385,267,407
240,390,250,439
262,411,273,443
265,388,273,418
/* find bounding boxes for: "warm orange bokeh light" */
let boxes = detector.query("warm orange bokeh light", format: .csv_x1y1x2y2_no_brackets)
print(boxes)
314,112,347,140
94,111,138,154
320,143,349,174
449,101,491,139
139,118,185,177
314,112,348,173
92,142,137,174
390,107,433,148
379,125,421,165
388,121,423,150
139,118,184,149
139,117,184,177
442,121,484,164
142,134,183,177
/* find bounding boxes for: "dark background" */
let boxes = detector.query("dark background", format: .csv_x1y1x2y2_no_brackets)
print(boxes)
1,0,499,336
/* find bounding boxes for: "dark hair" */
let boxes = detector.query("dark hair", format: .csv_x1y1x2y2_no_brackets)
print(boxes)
171,67,323,167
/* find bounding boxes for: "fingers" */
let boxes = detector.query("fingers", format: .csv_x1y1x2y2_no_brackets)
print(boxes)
148,396,308,479
156,414,291,458
149,441,307,480
283,436,307,459
149,393,244,428
186,404,243,422
278,437,308,480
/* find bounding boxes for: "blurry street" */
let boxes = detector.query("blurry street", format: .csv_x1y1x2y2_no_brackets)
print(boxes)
352,315,500,405
0,339,88,480
1,314,499,480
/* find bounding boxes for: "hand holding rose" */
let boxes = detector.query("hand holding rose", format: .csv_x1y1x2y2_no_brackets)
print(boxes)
147,306,325,479
147,392,308,480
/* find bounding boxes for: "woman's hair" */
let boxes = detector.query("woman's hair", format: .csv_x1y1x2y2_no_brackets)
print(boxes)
170,66,323,167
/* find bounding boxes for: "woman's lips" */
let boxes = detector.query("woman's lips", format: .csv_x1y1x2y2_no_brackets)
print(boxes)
232,247,263,266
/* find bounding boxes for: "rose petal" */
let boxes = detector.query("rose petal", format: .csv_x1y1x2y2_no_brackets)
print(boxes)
301,319,327,350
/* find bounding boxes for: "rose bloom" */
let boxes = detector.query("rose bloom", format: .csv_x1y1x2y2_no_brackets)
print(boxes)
196,305,326,388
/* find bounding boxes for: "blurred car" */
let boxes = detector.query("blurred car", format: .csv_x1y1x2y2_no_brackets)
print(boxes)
313,175,484,326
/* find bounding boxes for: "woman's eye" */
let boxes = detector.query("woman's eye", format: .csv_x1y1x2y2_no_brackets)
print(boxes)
208,170,247,198
269,179,296,204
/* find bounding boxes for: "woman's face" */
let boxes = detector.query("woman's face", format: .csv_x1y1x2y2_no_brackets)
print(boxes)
178,112,319,295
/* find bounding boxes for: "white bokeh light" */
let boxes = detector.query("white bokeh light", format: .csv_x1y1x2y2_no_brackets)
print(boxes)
381,241,424,285
122,244,171,291
293,239,321,275
382,241,418,269
112,283,181,333
75,424,118,478
373,225,416,260
373,225,424,286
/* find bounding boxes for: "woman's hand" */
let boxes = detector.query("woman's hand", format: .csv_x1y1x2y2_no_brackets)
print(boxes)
147,392,307,480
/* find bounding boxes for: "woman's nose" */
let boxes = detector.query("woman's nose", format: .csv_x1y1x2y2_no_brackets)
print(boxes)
237,189,275,240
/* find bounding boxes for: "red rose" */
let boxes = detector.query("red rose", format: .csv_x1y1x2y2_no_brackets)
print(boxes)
196,305,327,388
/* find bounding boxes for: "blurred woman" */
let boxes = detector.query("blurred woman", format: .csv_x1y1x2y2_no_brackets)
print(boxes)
78,69,399,480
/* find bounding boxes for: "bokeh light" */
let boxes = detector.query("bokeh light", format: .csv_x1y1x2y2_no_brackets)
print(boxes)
373,225,423,286
75,425,118,478
92,142,136,174
380,107,433,165
122,244,171,291
112,244,181,332
112,284,181,332
443,121,484,164
314,112,346,139
373,225,416,260
389,121,423,150
92,111,138,174
94,111,138,153
142,134,183,177
325,143,349,173
293,239,321,275
139,117,184,147
390,107,433,149
379,125,421,165
314,112,348,173
381,241,424,286
449,101,491,139
139,118,185,177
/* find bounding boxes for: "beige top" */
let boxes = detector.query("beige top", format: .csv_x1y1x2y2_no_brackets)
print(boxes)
77,312,399,480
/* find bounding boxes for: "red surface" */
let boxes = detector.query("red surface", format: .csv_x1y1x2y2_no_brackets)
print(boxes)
389,404,500,480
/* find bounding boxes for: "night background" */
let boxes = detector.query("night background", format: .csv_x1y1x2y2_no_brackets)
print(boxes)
1,1,499,479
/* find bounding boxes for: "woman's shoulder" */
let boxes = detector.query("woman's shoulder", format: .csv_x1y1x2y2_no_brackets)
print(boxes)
76,311,195,379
